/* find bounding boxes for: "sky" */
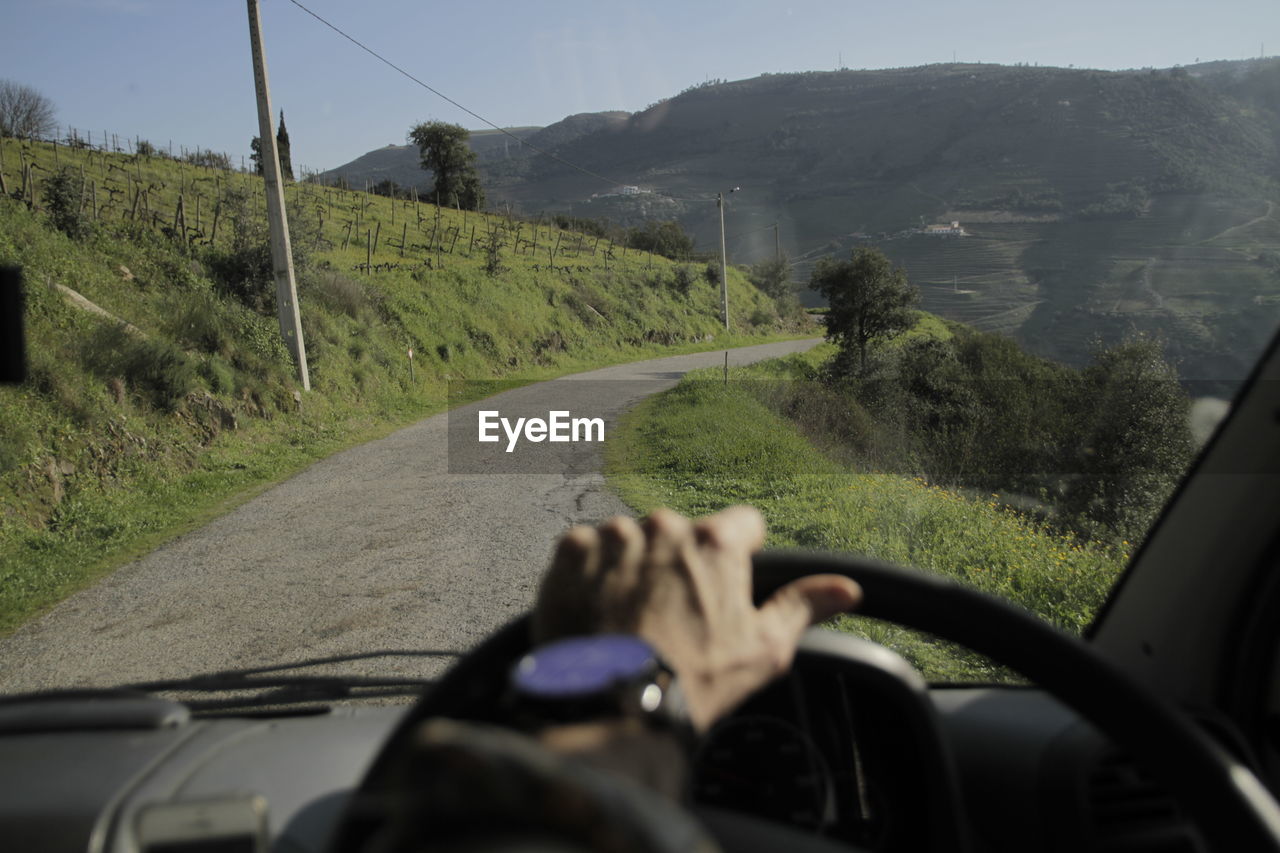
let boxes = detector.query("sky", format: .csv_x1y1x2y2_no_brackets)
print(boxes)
6,0,1280,175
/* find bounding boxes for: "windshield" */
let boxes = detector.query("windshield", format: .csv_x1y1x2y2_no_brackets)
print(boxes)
1,0,1278,692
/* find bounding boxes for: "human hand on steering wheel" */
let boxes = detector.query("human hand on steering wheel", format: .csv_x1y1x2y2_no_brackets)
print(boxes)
534,506,863,733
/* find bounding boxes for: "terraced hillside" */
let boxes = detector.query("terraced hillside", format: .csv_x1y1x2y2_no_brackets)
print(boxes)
322,58,1280,379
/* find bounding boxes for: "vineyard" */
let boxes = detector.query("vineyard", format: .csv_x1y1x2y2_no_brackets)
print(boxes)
0,132,795,633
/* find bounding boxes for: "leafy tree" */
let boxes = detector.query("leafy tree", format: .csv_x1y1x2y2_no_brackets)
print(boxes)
747,255,792,300
407,121,485,211
249,136,263,176
811,248,918,373
0,80,56,139
625,220,694,260
1061,336,1194,542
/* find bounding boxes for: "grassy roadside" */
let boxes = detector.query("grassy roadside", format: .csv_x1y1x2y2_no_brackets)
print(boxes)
0,136,809,635
604,360,1129,682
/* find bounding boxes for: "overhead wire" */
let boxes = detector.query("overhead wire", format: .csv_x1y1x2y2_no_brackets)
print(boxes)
286,0,635,192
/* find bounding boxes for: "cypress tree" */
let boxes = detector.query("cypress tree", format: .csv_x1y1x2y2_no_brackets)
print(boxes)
276,111,294,181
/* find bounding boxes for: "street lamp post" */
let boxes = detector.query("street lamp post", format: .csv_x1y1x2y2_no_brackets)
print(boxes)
717,187,739,330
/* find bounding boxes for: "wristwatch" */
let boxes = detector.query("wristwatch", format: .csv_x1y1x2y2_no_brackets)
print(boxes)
508,634,696,746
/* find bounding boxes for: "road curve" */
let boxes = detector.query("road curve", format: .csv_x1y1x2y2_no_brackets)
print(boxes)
0,339,821,693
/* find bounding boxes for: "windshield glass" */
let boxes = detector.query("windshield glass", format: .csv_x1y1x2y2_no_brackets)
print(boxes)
1,0,1278,691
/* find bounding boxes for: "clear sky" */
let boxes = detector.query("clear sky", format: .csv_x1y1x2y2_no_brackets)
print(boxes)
6,0,1279,174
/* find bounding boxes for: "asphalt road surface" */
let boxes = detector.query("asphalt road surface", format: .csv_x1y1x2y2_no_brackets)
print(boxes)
0,339,820,694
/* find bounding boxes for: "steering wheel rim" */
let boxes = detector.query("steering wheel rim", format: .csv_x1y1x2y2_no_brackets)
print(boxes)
354,551,1280,852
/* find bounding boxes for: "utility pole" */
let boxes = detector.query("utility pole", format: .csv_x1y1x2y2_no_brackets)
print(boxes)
246,0,310,390
773,222,780,262
718,193,729,330
711,185,742,327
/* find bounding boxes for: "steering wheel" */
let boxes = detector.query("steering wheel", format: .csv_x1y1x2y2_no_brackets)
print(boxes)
345,551,1280,852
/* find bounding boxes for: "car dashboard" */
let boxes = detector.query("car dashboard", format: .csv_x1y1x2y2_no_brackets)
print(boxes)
0,629,1206,853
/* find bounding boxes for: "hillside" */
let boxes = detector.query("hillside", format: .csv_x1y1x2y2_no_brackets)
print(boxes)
321,59,1280,382
0,135,793,631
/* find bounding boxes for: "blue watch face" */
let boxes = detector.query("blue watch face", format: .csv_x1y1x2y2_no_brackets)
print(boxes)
513,634,657,698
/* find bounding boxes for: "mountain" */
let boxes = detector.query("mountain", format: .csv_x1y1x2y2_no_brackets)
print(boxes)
319,60,1280,382
312,111,630,195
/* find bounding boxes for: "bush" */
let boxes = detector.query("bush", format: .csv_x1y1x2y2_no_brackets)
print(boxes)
671,264,696,294
747,255,792,300
626,220,695,260
551,214,611,238
202,187,272,310
40,167,92,241
484,236,504,277
183,149,233,171
704,261,721,285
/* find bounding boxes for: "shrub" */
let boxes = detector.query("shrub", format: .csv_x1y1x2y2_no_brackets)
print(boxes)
626,220,694,260
551,214,610,238
40,167,92,241
484,236,504,276
747,255,792,300
671,264,696,294
183,149,233,171
202,187,272,311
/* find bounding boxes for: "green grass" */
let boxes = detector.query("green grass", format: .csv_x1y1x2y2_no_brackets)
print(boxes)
0,137,807,634
605,359,1129,682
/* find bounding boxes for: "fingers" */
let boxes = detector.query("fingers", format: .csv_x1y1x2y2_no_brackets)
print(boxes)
643,507,694,568
599,514,646,586
760,574,863,644
532,524,601,643
695,505,766,556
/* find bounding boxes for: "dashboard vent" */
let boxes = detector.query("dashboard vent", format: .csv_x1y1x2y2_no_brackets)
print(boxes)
1085,752,1201,852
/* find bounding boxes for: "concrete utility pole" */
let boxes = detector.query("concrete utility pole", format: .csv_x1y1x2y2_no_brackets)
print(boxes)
717,187,739,330
246,0,310,391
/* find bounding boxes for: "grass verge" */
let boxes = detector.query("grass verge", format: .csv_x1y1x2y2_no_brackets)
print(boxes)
605,362,1129,682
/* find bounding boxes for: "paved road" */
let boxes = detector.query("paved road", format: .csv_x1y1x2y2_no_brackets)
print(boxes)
0,339,820,694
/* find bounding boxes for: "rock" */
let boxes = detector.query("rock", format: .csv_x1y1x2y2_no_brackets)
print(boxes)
118,265,134,281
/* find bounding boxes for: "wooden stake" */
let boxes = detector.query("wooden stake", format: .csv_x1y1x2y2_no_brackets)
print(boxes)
373,220,380,255
400,222,407,258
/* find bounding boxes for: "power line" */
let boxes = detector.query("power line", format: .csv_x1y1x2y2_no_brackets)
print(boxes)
286,0,629,190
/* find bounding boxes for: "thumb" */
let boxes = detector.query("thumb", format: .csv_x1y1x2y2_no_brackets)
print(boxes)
761,574,863,640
